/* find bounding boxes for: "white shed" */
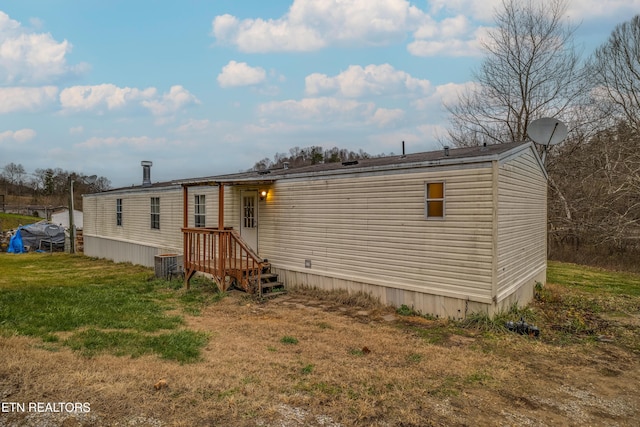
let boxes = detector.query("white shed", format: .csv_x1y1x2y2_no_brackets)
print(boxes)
51,208,84,230
83,142,547,318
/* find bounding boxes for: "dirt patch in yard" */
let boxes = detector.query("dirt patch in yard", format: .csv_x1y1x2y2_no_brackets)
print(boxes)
1,289,639,426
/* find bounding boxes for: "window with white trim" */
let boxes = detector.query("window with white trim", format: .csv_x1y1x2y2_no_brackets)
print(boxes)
150,197,160,229
425,182,445,219
243,195,256,228
116,198,122,226
194,195,206,227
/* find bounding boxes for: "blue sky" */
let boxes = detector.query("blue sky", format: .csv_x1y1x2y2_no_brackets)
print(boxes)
0,0,638,188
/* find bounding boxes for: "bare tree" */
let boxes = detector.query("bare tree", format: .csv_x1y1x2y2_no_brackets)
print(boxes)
92,176,112,193
589,15,640,132
2,163,27,195
445,0,586,147
549,122,640,253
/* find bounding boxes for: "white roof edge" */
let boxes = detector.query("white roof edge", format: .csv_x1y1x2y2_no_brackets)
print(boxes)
498,141,548,180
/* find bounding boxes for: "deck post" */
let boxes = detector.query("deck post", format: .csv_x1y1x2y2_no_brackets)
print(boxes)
218,183,224,230
182,184,190,289
218,184,225,288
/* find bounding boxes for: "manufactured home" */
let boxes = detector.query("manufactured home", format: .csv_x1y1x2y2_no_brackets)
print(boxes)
83,142,547,318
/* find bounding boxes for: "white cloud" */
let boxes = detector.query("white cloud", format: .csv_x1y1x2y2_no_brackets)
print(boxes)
412,81,479,111
369,108,404,128
211,0,425,53
0,86,58,113
75,135,166,150
305,64,431,98
0,128,37,143
566,0,640,20
175,119,211,133
59,84,156,112
258,97,375,122
141,85,200,116
417,124,448,141
217,61,267,88
211,14,238,39
69,126,84,134
407,37,482,57
59,84,198,118
428,0,501,22
408,16,488,57
212,0,640,59
0,11,88,84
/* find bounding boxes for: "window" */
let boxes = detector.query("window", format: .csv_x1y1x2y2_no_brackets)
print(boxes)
243,195,256,228
425,182,445,219
116,198,122,226
194,195,206,227
150,197,160,229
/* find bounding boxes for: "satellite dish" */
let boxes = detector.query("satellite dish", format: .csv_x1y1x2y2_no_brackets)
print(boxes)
527,118,568,146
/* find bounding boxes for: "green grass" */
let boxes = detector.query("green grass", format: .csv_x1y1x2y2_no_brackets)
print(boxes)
397,261,640,354
177,276,225,316
458,303,537,333
547,260,640,297
280,335,299,345
0,253,216,362
65,328,209,363
0,212,41,231
531,261,640,351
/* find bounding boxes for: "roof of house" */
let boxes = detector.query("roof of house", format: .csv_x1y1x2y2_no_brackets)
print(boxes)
177,141,538,186
95,141,540,194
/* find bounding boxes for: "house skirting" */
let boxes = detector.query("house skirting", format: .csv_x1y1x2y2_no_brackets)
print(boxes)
273,266,546,319
494,267,546,314
84,235,181,268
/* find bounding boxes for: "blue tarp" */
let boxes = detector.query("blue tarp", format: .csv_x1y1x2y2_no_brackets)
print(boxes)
7,228,25,254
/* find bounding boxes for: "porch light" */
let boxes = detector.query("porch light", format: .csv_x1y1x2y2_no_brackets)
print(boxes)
260,190,268,201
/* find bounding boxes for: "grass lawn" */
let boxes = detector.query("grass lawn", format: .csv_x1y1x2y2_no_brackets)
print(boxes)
0,212,41,231
539,260,640,352
0,253,210,363
0,254,638,426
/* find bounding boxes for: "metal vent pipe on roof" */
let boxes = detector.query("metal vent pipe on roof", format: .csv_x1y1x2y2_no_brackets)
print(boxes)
141,161,153,187
444,146,450,156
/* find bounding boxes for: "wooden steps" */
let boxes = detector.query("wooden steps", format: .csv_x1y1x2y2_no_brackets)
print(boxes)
257,264,286,297
182,227,285,296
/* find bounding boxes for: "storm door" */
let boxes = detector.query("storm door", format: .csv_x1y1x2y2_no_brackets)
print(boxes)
240,190,258,252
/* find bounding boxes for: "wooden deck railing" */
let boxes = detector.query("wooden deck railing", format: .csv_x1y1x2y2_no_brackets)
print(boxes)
182,227,264,293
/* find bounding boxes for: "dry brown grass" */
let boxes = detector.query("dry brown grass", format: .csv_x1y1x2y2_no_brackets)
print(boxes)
1,288,639,426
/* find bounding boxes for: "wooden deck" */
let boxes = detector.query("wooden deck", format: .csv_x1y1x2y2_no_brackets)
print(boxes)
182,227,266,293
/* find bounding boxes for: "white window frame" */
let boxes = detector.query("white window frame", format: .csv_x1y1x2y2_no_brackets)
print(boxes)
150,197,160,230
194,194,206,227
116,198,123,226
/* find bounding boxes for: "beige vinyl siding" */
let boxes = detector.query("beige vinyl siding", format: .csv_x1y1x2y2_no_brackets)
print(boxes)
84,185,243,266
259,165,496,303
496,148,547,301
83,186,184,264
185,186,238,229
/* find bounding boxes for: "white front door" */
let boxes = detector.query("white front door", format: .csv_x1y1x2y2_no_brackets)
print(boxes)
240,191,258,252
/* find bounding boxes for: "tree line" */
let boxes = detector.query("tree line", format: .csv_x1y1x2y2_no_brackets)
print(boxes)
252,146,383,171
444,0,640,268
1,163,111,210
